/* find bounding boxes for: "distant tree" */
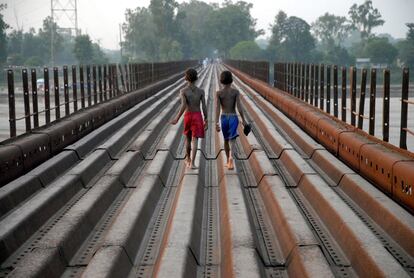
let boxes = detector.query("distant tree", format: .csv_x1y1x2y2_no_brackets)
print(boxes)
123,7,161,61
175,0,215,58
91,43,109,64
0,4,9,65
205,1,262,56
312,13,351,48
397,23,414,68
348,0,384,40
24,56,43,66
38,17,63,64
149,0,178,37
159,38,183,61
364,37,398,65
73,35,94,64
268,12,315,61
229,40,262,60
323,45,355,65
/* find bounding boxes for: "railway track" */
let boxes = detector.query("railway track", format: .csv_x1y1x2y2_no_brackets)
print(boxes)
0,64,413,278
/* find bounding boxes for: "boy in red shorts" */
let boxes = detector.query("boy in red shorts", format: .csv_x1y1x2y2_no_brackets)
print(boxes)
215,70,246,170
171,68,208,169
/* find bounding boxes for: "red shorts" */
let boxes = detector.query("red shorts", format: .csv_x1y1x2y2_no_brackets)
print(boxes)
184,111,205,138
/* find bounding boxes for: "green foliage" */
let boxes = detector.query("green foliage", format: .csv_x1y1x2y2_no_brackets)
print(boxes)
348,0,384,40
73,35,94,64
123,0,261,60
0,4,9,65
364,37,398,64
397,23,414,68
175,0,215,58
229,40,262,60
268,12,315,62
24,56,43,66
205,1,262,56
123,7,161,61
312,13,351,48
323,45,355,65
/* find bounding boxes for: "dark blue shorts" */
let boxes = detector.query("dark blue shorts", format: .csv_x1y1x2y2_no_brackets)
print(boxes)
221,114,239,140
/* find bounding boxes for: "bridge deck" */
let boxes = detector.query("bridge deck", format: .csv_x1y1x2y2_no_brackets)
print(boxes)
0,64,413,278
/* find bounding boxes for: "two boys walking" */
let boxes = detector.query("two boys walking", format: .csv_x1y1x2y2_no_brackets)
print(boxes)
171,68,247,169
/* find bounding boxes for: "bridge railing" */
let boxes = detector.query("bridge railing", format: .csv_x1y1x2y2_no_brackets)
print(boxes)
274,62,412,150
5,60,197,139
224,60,269,83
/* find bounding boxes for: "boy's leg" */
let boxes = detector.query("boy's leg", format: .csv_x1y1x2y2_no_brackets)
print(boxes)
191,137,198,169
224,140,230,163
186,134,192,167
227,138,236,170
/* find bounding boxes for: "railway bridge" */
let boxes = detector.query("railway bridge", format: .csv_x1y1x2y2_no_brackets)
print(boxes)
0,60,413,278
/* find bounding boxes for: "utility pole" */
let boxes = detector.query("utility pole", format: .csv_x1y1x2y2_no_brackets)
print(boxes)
50,0,80,65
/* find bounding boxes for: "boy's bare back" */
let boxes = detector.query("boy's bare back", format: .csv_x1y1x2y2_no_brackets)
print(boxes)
216,87,239,114
181,85,206,112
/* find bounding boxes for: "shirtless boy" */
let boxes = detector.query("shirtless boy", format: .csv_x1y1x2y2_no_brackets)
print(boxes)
171,68,208,169
215,70,246,170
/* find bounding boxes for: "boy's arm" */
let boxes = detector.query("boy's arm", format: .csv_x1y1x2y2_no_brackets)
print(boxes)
201,90,208,129
171,90,186,124
235,91,246,125
201,90,208,120
215,91,221,126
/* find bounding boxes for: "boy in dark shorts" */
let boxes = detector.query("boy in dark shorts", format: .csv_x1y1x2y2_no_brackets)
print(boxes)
171,68,208,169
215,70,246,170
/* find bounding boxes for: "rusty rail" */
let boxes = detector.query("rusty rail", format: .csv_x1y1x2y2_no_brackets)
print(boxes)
5,61,197,139
229,63,414,214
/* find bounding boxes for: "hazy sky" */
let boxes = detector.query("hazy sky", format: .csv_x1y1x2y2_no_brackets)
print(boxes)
2,0,414,50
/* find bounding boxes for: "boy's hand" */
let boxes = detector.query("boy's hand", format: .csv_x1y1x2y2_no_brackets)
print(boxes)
204,121,208,130
215,123,221,132
170,119,178,125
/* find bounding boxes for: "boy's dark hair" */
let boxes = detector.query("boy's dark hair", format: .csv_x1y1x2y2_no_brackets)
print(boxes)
185,68,198,82
220,71,233,85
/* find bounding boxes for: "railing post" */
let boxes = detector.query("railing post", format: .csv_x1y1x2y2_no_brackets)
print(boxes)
103,65,108,100
63,66,70,116
310,64,314,105
341,67,347,122
369,68,376,135
301,63,305,100
86,65,92,106
314,64,319,107
305,64,309,102
333,65,338,117
93,65,97,104
295,63,299,97
72,66,78,112
350,66,357,126
320,64,325,110
326,65,331,114
124,64,129,92
357,68,367,129
31,69,39,128
400,68,409,149
108,65,113,99
98,65,103,102
22,69,31,132
383,69,390,142
44,68,50,124
7,70,16,138
53,67,60,120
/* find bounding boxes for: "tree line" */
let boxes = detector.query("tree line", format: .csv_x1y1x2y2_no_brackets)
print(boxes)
0,4,109,69
1,0,414,70
122,0,414,69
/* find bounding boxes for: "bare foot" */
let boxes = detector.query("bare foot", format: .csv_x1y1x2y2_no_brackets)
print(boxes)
190,163,198,169
186,158,191,168
227,158,234,170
